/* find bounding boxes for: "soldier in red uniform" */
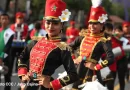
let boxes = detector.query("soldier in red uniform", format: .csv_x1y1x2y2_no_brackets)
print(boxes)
122,21,130,41
122,22,130,85
113,25,128,90
10,12,29,73
10,12,28,40
103,23,126,90
27,22,47,44
69,1,114,89
66,20,79,44
30,22,47,39
18,0,78,90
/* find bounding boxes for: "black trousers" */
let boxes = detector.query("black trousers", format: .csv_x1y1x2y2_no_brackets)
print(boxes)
72,62,103,89
105,71,116,90
117,57,127,90
10,47,24,72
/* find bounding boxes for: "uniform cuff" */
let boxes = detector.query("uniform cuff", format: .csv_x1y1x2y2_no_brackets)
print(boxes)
50,79,62,90
94,64,103,71
71,54,76,59
18,67,27,76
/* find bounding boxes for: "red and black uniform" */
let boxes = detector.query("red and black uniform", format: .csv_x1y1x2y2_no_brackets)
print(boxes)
119,21,130,90
18,0,79,89
103,36,125,90
10,12,29,72
30,29,47,39
70,0,114,89
66,21,79,44
10,24,28,40
110,37,125,71
10,23,28,72
18,35,78,90
70,33,114,89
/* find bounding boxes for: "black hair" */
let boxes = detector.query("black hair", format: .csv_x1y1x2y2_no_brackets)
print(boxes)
114,25,122,31
35,22,41,30
104,22,113,30
0,13,9,19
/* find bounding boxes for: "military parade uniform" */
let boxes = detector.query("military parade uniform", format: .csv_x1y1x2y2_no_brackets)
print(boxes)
66,21,79,44
70,1,114,89
116,22,130,90
70,32,114,89
30,28,47,39
0,27,14,60
10,23,28,41
27,27,47,44
18,35,78,90
102,36,125,90
0,27,14,90
10,12,28,72
18,0,78,90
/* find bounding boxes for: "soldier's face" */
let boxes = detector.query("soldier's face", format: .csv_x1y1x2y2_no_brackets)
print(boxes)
45,20,62,37
123,26,130,34
88,22,103,34
104,29,113,35
114,29,124,38
0,16,9,26
16,17,23,24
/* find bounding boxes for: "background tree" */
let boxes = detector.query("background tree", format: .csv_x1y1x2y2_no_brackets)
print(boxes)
31,0,45,21
7,0,130,25
5,0,11,12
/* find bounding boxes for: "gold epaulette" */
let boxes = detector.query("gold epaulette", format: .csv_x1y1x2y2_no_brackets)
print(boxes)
57,42,71,51
100,37,111,43
79,29,88,36
31,36,44,41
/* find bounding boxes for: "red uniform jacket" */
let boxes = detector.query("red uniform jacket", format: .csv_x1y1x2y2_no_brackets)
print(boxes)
102,36,125,71
66,27,79,44
10,24,28,39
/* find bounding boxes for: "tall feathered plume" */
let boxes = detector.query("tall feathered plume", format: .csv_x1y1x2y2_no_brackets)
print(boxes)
91,0,103,8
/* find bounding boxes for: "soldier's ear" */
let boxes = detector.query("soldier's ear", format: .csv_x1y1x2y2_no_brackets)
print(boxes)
60,22,64,33
61,22,64,29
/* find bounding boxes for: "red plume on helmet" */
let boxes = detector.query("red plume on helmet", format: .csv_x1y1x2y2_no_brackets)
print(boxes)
44,0,71,22
88,0,108,23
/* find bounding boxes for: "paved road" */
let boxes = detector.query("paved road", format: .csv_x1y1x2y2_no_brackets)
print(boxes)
0,65,130,90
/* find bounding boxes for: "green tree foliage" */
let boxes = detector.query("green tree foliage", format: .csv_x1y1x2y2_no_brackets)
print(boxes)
102,0,112,15
31,0,46,20
65,0,91,12
30,0,127,21
111,3,126,19
65,0,112,13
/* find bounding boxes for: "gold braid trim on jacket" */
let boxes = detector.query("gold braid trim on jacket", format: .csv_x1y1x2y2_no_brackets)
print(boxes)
31,36,44,41
100,37,111,43
57,42,71,51
79,29,88,37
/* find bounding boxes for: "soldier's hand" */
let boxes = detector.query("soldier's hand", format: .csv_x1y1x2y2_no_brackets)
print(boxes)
84,62,96,70
36,78,51,88
20,75,30,90
34,75,51,88
74,56,82,64
74,59,81,64
21,75,30,82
